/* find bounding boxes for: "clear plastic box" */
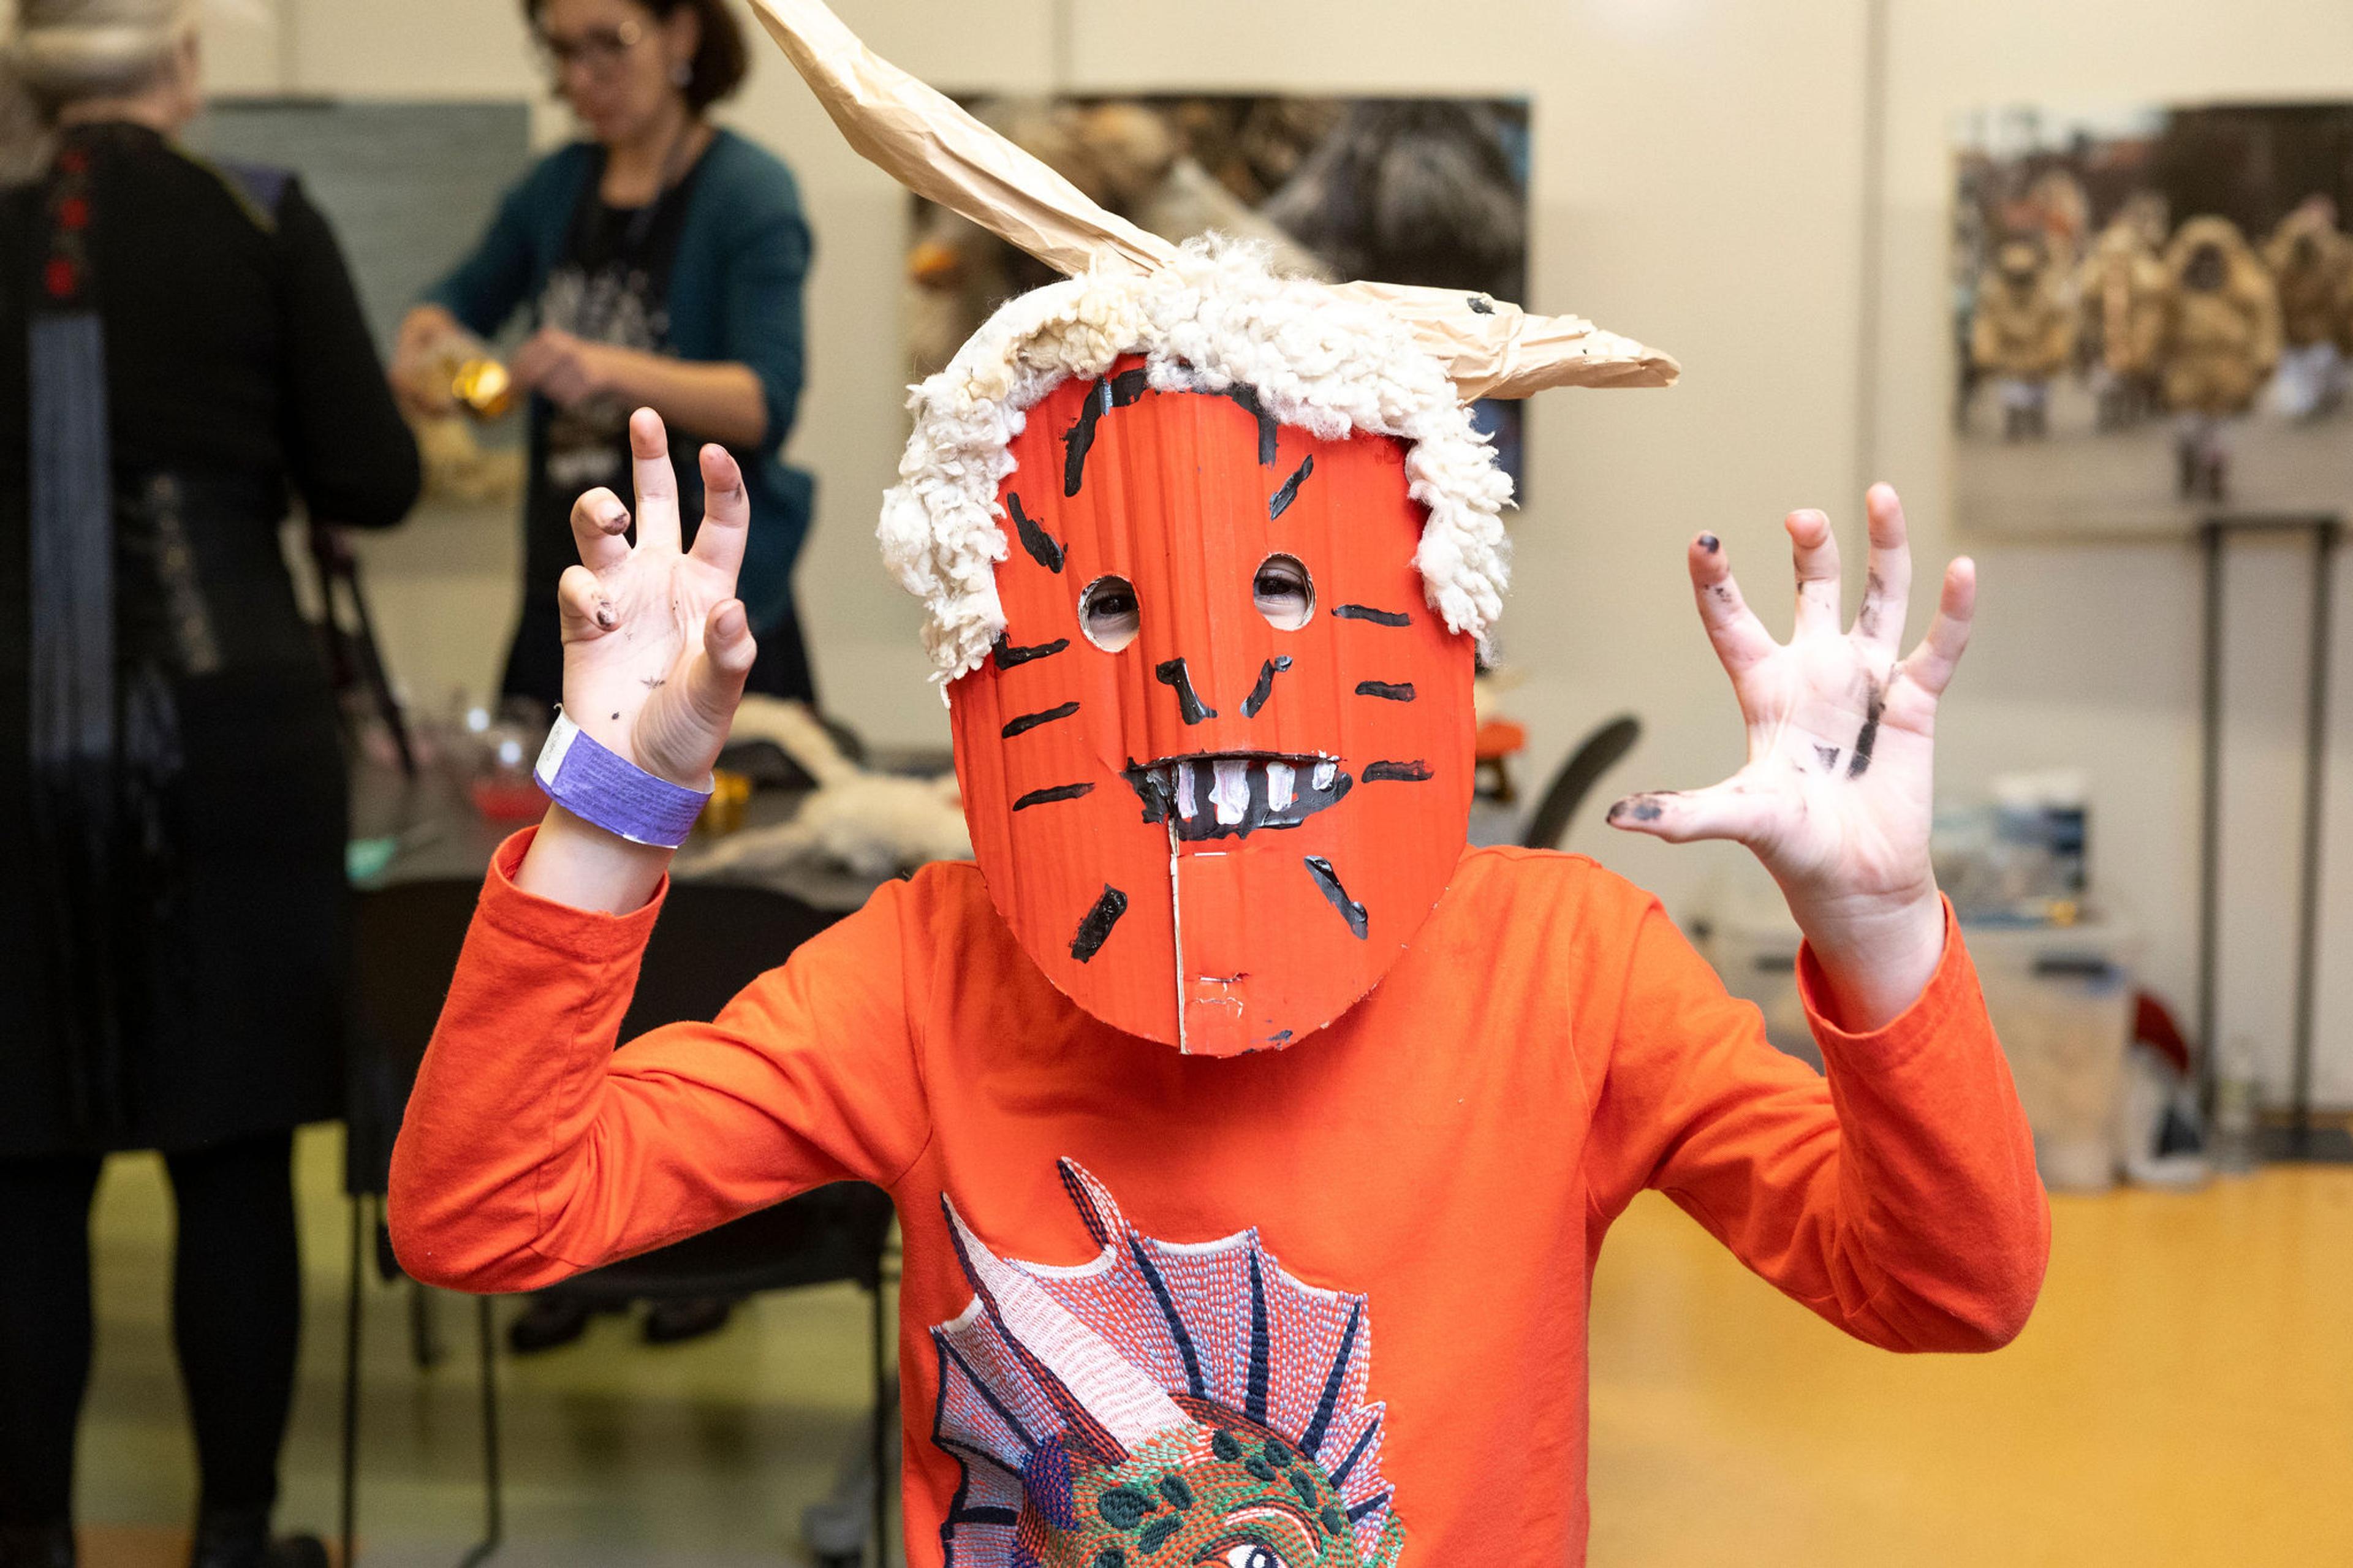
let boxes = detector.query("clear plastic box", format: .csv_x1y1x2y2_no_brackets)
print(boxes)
1703,912,2140,1191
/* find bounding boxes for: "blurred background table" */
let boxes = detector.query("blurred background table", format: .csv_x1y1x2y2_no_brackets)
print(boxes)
346,753,915,914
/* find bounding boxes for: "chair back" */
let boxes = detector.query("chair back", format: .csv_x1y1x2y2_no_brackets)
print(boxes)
348,877,487,1197
579,879,893,1303
349,869,895,1297
1520,714,1643,851
620,880,840,1038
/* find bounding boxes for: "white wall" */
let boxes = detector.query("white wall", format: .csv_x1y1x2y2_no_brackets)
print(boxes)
225,0,2353,1104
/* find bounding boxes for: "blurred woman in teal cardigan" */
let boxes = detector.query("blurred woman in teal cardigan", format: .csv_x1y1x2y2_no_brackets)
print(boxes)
395,0,817,708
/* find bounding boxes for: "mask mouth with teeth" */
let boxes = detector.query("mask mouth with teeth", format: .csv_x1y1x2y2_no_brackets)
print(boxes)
1124,754,1354,843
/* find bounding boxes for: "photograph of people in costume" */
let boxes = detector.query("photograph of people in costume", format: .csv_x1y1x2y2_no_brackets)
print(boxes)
904,91,1530,490
1953,100,2353,531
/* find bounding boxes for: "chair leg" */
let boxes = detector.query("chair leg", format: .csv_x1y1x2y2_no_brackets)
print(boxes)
341,1195,366,1568
870,1281,884,1563
458,1296,503,1568
408,1274,444,1370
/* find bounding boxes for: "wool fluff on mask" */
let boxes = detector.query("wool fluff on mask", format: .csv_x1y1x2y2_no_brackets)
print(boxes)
751,0,1678,1055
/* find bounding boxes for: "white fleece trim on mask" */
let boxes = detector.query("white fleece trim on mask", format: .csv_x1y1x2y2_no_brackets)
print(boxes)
880,238,1515,681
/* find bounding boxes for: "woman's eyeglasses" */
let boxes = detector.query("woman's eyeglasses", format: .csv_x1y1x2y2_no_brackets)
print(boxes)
535,17,646,77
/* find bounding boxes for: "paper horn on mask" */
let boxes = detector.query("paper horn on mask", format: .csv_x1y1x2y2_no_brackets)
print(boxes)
746,0,1176,279
746,0,1678,396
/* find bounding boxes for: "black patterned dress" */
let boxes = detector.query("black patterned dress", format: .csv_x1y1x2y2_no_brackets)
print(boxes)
0,122,420,1156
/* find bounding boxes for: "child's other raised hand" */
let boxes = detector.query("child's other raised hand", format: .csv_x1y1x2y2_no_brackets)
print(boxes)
1607,483,1973,1029
556,408,757,789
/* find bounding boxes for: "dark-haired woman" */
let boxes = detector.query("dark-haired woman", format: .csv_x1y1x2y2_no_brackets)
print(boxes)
392,0,810,1351
393,0,818,711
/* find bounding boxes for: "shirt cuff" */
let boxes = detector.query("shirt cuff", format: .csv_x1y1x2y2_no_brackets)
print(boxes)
469,826,669,965
1795,896,1980,1071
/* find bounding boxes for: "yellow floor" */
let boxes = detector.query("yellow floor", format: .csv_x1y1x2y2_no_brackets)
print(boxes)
72,1133,2352,1566
1588,1173,2353,1566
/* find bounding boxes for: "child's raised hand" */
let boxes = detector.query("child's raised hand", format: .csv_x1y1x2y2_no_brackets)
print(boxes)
1607,483,1973,1027
556,409,758,790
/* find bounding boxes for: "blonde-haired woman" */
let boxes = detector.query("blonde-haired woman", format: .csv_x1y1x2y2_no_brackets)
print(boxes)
0,4,419,1566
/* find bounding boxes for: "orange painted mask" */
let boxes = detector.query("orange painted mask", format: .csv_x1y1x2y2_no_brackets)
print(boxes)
950,359,1475,1054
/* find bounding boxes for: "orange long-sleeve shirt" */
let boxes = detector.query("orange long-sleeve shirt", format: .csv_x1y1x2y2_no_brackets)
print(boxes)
390,833,2048,1567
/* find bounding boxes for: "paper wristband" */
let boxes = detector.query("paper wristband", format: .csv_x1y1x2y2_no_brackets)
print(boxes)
532,712,712,849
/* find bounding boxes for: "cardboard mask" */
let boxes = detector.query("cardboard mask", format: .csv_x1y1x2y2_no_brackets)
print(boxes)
747,0,1678,1050
950,360,1474,1053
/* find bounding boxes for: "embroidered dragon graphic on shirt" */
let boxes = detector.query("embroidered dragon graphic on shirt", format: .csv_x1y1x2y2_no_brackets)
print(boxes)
930,1159,1407,1567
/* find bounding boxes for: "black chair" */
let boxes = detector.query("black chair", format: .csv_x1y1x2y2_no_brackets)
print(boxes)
343,880,496,1568
1519,714,1643,851
344,876,898,1568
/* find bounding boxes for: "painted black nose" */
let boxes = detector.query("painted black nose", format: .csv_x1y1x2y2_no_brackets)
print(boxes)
1241,656,1293,718
1155,654,1295,724
1154,658,1217,724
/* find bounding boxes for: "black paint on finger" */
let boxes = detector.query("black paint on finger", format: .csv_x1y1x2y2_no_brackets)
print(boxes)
1697,533,1721,553
1607,797,1665,825
1814,743,1840,771
1847,689,1885,778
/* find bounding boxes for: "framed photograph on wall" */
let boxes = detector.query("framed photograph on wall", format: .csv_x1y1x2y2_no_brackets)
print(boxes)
903,93,1533,495
1952,101,2353,537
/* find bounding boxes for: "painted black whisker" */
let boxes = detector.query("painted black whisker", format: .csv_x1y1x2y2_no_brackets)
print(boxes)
1061,367,1152,496
1362,760,1432,782
1014,782,1095,810
993,635,1069,669
1355,681,1416,702
1268,455,1315,519
1001,701,1080,739
1006,493,1065,573
1069,885,1128,961
1331,604,1411,627
1303,856,1369,940
1218,384,1279,464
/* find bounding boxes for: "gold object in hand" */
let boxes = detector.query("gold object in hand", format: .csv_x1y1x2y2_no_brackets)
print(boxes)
450,357,516,420
697,769,753,837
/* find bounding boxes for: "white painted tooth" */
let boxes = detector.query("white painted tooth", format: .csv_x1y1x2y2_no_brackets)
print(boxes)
1313,760,1337,791
1211,759,1249,825
1267,761,1296,812
1175,760,1197,820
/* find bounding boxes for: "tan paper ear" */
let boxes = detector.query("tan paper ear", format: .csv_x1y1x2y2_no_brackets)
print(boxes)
1330,282,1681,398
746,0,1176,279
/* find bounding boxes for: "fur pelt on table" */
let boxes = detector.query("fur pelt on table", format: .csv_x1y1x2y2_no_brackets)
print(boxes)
679,696,971,881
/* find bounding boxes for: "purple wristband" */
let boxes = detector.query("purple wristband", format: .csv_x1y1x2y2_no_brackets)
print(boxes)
532,713,711,849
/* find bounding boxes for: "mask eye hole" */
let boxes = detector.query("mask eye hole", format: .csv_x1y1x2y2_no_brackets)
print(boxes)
1253,553,1314,631
1078,574,1141,652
